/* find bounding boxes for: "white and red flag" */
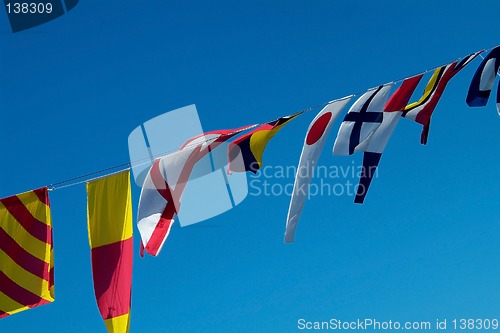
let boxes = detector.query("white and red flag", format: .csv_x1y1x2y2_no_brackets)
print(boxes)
137,126,250,256
284,97,352,243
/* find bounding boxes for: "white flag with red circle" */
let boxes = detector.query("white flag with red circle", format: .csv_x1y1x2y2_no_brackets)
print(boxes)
284,96,352,243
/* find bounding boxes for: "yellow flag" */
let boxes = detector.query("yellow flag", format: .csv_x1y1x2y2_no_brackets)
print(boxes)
86,170,133,333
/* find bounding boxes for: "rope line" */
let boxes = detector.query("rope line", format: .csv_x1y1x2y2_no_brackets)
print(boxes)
46,45,498,191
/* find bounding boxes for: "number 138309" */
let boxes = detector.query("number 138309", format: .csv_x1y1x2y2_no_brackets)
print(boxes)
6,2,53,14
452,319,499,330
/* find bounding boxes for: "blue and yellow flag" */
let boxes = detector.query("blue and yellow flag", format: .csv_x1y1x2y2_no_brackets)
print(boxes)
228,113,301,173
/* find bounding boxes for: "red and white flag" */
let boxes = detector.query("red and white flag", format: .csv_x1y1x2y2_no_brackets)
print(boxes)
284,97,352,243
137,127,249,256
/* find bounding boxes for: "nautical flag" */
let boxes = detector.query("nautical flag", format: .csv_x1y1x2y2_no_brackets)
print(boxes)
466,46,500,114
333,84,393,156
403,51,482,144
355,75,423,203
86,170,133,333
0,187,54,318
284,97,352,243
228,113,301,173
137,127,248,257
498,82,500,114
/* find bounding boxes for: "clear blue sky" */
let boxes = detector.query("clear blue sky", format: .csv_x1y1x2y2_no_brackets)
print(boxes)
1,1,500,332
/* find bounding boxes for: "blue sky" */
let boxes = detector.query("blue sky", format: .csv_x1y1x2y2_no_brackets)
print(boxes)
1,1,500,332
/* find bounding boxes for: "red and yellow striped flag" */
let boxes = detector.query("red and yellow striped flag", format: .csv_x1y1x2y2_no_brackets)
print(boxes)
86,170,133,333
0,187,54,318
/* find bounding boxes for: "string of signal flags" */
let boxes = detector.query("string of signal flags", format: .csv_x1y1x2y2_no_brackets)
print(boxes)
1,44,499,332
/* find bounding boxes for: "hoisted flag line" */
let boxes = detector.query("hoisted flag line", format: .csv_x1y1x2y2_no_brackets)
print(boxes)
45,45,498,192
